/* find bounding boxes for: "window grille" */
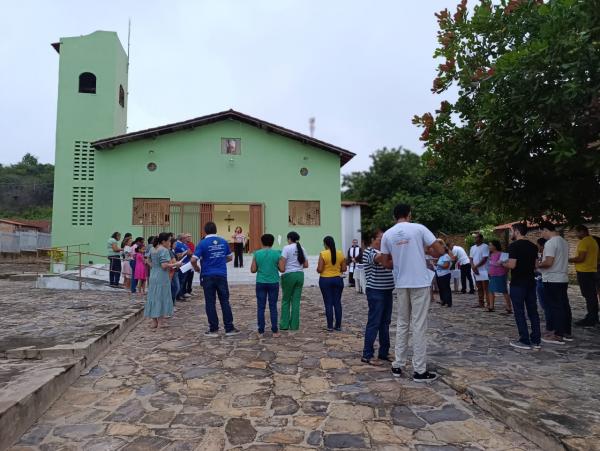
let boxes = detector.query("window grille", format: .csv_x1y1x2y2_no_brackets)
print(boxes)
132,198,171,225
71,187,94,226
289,200,321,226
73,141,95,181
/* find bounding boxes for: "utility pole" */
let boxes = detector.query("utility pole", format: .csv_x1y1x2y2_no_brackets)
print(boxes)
309,117,315,137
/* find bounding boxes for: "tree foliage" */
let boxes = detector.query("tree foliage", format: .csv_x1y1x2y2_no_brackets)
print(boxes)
342,147,502,235
413,0,600,224
0,154,54,219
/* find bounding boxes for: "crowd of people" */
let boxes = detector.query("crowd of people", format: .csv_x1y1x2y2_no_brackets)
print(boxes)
104,204,600,381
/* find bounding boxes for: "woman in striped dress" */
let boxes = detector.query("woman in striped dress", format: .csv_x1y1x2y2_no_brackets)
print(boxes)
361,229,396,365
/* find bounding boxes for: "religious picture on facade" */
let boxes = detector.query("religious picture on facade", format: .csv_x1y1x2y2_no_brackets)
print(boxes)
221,138,241,155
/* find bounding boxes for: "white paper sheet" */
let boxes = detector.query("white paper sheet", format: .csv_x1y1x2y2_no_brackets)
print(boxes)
179,262,193,273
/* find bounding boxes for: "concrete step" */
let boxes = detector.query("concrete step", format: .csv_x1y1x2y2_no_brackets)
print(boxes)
0,304,144,450
8,273,44,281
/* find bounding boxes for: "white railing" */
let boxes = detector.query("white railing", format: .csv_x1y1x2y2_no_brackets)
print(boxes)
0,231,52,253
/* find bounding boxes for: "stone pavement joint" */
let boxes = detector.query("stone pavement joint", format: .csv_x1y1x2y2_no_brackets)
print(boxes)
6,284,553,450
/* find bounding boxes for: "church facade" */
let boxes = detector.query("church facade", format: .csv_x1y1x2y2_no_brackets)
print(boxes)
51,31,354,261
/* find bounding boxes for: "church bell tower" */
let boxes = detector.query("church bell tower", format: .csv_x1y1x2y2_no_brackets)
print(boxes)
51,31,128,253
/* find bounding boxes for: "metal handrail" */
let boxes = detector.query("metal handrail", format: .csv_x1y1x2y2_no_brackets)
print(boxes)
36,245,132,290
37,243,90,250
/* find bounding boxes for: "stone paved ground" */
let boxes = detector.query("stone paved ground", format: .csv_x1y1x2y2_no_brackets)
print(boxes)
10,285,542,451
0,281,144,357
425,287,600,450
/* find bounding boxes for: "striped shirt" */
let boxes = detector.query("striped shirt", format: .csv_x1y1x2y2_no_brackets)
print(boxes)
364,247,395,290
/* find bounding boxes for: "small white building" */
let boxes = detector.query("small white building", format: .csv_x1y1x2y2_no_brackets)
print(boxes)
341,201,366,253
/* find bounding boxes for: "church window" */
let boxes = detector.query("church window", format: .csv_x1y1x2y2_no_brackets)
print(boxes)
289,200,320,226
132,198,170,225
78,72,96,94
119,85,125,107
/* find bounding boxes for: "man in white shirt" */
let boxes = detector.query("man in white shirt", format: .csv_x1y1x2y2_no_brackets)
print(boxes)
469,233,491,308
448,242,475,294
537,222,572,344
380,203,444,383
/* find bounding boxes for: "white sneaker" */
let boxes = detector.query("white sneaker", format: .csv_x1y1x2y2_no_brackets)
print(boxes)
183,293,191,298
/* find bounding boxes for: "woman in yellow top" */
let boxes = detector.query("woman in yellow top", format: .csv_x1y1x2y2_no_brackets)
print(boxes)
317,236,347,331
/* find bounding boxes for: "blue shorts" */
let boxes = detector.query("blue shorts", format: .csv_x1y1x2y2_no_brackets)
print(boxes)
489,275,508,294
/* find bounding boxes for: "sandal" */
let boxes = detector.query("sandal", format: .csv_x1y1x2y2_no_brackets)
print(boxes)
361,357,383,366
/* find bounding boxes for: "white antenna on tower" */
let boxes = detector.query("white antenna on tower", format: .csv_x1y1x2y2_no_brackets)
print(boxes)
127,18,131,73
309,117,315,137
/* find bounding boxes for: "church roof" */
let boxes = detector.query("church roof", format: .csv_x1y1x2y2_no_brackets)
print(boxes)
92,109,355,166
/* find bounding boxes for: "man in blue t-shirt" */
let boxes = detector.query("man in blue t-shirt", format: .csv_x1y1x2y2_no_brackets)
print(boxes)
191,222,239,337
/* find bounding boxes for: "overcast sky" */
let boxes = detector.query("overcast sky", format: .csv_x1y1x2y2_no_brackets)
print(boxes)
0,1,457,174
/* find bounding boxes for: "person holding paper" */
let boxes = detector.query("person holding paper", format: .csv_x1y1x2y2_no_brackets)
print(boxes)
488,240,512,313
144,233,183,329
175,234,192,301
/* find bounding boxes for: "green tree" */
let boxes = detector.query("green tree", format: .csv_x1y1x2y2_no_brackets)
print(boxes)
342,148,500,234
0,154,54,219
414,0,600,224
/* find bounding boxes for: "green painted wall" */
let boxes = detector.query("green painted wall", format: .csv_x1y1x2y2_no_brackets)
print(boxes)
51,31,128,263
91,120,342,257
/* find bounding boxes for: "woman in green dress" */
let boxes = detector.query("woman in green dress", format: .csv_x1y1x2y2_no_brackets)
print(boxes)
145,232,182,328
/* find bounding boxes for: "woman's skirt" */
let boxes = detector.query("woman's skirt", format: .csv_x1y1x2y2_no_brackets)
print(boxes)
489,275,508,294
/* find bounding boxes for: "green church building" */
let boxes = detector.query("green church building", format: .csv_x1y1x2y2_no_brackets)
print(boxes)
51,31,354,261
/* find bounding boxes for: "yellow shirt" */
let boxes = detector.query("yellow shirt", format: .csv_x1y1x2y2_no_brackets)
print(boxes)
320,250,345,278
575,236,599,273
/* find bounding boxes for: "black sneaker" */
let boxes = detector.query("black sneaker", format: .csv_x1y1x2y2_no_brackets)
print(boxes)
575,318,598,327
225,328,240,336
204,330,219,338
413,371,439,383
334,327,342,332
391,366,402,378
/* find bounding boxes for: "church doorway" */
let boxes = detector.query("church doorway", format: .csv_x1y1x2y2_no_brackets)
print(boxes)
142,202,264,253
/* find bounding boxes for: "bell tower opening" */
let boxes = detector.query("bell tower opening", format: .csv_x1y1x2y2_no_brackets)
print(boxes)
78,72,96,94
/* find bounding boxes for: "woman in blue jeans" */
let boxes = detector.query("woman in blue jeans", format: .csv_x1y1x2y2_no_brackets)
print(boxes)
317,236,347,331
251,233,282,337
361,230,395,365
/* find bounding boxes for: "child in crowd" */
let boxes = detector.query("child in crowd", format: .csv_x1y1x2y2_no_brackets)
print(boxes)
134,244,148,294
251,234,281,337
